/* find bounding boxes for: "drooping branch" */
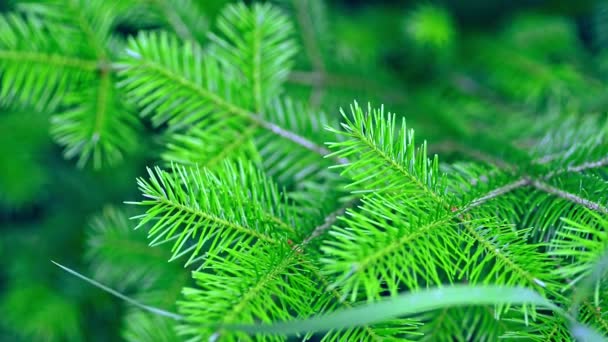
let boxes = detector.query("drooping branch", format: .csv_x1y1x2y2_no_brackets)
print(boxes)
0,51,99,71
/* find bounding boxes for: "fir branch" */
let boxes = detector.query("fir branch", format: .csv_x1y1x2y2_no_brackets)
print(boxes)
92,71,111,145
323,102,566,313
254,113,344,163
162,118,260,169
327,102,444,204
129,162,313,265
297,261,399,341
583,300,608,333
544,155,608,178
208,3,297,111
50,72,139,168
0,51,98,71
566,156,608,173
296,209,415,340
530,180,608,214
0,13,96,110
121,32,338,162
462,178,530,212
302,199,357,245
429,140,515,170
459,223,555,293
66,0,108,59
201,124,259,168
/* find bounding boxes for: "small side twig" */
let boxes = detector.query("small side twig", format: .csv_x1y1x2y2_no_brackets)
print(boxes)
253,114,349,165
566,156,608,174
462,178,530,212
542,155,608,179
530,180,608,214
302,200,357,245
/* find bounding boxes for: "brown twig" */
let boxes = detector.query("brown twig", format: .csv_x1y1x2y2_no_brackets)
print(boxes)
302,200,357,245
530,180,608,214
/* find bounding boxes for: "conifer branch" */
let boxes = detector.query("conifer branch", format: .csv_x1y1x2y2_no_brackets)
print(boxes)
124,56,341,163
203,124,259,168
254,114,347,164
214,254,294,330
566,156,608,173
346,124,444,203
530,180,608,214
297,262,387,341
461,154,608,213
27,2,608,340
302,200,357,245
461,223,548,290
583,301,608,333
356,217,452,273
0,51,99,71
67,0,107,59
154,196,279,244
429,140,514,170
544,155,608,178
296,216,399,340
91,70,111,143
463,178,530,212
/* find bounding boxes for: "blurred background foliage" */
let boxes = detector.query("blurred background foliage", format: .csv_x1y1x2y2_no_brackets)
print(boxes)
0,0,607,340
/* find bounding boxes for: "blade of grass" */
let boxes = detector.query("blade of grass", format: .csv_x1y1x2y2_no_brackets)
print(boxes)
54,261,606,341
52,260,183,321
219,285,567,335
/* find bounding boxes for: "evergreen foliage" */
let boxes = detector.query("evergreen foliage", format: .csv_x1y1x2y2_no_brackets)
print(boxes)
0,0,607,341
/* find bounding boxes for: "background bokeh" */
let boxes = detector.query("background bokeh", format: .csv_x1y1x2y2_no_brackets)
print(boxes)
0,0,606,340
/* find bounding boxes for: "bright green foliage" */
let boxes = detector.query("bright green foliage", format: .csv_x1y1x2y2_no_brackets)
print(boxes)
50,75,140,168
404,4,454,50
132,162,299,266
84,206,188,341
0,0,140,168
122,311,181,342
1,1,608,341
178,244,327,340
0,12,94,110
209,3,298,112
